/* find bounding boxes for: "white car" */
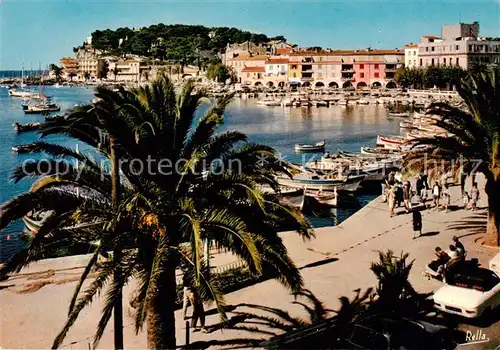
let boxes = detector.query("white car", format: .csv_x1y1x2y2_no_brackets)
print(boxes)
433,267,500,318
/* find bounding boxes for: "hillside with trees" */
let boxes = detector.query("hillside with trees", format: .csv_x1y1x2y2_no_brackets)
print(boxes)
83,24,285,65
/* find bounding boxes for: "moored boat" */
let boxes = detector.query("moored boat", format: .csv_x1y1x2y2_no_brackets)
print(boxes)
276,174,365,192
13,122,42,133
295,140,326,153
388,112,410,118
306,188,338,207
360,147,405,156
376,135,407,148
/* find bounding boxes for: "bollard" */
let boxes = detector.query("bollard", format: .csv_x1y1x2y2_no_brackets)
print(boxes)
185,320,190,346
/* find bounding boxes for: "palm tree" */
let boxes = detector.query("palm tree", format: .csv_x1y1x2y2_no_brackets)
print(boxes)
407,70,500,246
84,72,91,82
49,64,63,82
0,75,313,348
370,250,417,314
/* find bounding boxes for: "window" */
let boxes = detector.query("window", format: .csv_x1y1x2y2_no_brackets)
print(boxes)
443,58,446,65
374,72,379,78
420,59,423,66
456,57,459,65
317,72,323,78
360,64,364,69
292,65,297,69
469,44,473,51
426,47,429,52
449,57,452,65
431,58,435,66
293,73,296,77
374,64,379,69
360,72,365,78
319,57,323,62
431,47,435,52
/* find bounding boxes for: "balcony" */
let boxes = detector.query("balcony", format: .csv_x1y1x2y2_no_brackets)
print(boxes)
301,77,314,82
341,77,355,82
341,68,354,73
385,68,398,72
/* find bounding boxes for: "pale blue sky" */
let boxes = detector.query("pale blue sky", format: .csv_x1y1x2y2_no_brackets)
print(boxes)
1,0,499,69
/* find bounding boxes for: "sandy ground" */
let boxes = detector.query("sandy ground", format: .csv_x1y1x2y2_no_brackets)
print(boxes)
1,174,499,349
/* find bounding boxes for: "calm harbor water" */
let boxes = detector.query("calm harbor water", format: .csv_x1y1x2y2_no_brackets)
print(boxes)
0,87,401,262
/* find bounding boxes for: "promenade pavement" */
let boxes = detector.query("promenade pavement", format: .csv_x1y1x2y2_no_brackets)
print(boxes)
1,174,499,349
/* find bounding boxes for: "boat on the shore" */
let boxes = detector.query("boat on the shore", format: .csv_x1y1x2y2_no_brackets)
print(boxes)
376,135,407,148
360,147,405,156
12,144,31,153
295,140,326,153
388,112,410,118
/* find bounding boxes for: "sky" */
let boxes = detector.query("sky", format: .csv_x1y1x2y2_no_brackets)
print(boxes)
1,0,499,70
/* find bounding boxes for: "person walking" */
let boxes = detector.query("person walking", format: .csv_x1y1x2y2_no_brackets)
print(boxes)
187,287,208,333
416,175,426,204
442,184,451,212
432,181,441,209
395,182,403,208
403,181,411,213
412,209,422,239
471,182,479,211
463,191,470,210
388,186,396,218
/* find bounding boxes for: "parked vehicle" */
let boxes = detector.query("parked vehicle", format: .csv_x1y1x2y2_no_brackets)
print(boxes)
433,267,500,318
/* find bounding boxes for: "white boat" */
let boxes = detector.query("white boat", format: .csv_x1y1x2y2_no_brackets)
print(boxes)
399,120,414,129
260,185,305,210
257,99,281,107
306,188,338,207
360,147,405,156
8,89,35,98
276,174,365,192
388,112,410,118
295,140,326,153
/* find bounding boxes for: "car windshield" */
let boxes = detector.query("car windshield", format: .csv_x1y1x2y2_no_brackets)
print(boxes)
349,325,389,349
447,268,500,291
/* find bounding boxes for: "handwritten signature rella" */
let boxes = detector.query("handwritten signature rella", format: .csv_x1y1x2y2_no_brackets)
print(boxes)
463,330,490,345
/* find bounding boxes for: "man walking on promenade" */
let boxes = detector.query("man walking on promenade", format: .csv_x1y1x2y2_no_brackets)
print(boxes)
471,182,479,211
432,181,441,209
412,209,422,239
403,181,411,213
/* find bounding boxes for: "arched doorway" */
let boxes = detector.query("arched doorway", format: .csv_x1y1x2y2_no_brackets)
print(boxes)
342,81,353,89
254,81,262,87
328,81,339,89
302,81,311,88
315,81,325,88
266,81,274,88
386,81,397,89
278,81,285,88
356,82,368,89
372,81,382,88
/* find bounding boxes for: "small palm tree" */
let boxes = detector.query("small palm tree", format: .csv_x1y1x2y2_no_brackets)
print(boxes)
370,250,416,314
406,69,500,246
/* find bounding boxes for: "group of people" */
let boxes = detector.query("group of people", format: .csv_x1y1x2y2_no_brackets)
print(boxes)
385,171,481,218
430,236,467,278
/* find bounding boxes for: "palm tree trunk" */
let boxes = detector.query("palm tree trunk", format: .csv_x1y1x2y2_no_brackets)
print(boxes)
146,260,177,348
110,137,124,349
485,174,500,246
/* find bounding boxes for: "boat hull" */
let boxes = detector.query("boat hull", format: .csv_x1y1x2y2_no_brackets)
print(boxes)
276,175,365,192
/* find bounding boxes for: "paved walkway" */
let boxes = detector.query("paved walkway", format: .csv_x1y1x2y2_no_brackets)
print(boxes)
1,175,498,349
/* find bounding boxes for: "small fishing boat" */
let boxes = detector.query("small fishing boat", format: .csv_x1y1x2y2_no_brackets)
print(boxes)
260,185,305,210
257,98,281,107
388,112,410,118
376,135,407,149
295,140,326,153
306,188,338,206
24,103,60,114
13,122,42,133
8,89,35,98
399,120,414,129
276,174,365,192
12,145,31,153
360,147,405,156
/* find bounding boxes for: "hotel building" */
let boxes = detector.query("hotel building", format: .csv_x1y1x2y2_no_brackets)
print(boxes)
230,49,404,88
76,49,104,79
417,22,500,69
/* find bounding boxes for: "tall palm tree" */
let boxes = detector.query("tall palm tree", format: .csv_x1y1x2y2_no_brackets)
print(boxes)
0,75,313,348
406,70,500,246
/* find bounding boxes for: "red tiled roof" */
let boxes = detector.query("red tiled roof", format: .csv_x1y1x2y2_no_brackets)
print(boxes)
266,58,289,64
276,48,292,55
242,66,265,73
423,35,441,39
405,44,418,48
290,49,404,56
228,55,268,61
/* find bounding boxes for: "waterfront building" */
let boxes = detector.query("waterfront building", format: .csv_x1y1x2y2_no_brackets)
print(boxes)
404,44,419,69
264,58,289,87
417,22,500,69
76,48,104,80
287,49,403,89
226,54,267,83
59,57,79,77
108,59,151,82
